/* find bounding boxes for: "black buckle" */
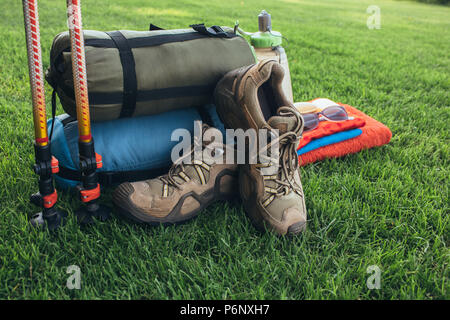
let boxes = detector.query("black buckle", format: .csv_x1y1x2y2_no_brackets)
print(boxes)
190,23,231,38
98,172,114,186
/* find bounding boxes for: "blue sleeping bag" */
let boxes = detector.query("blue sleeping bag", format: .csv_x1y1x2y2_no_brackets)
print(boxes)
49,104,225,189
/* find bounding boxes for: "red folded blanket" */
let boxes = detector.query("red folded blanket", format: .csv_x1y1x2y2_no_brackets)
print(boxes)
299,104,392,166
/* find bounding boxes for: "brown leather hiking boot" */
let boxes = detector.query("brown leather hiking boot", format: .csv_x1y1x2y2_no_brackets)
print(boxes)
214,59,307,235
113,125,238,225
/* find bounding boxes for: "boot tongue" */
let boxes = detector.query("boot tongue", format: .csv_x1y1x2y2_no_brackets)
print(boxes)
267,107,299,135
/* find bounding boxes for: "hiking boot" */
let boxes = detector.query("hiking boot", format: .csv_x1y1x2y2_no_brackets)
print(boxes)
113,125,239,225
214,60,307,235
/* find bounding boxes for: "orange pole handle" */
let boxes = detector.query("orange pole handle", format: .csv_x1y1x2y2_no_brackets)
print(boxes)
66,0,92,143
22,0,48,146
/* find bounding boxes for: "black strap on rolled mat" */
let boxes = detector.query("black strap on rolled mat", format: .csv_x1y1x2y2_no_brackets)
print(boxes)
78,31,227,50
106,31,138,118
137,85,214,101
49,90,57,141
190,24,232,38
149,23,164,31
195,106,214,127
49,89,77,141
58,165,170,187
56,83,215,109
61,115,76,126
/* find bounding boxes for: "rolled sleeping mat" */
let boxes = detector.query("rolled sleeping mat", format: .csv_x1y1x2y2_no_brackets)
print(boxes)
46,25,256,122
49,104,226,190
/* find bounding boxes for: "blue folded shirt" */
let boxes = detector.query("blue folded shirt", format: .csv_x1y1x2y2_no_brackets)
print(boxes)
297,129,363,156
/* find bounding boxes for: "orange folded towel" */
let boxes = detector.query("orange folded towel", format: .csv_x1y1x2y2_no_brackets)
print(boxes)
299,104,392,166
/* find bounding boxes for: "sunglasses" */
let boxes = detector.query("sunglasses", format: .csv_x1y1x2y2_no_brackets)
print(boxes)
302,105,350,132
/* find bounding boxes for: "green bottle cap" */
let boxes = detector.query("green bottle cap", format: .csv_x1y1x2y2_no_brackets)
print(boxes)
250,31,282,48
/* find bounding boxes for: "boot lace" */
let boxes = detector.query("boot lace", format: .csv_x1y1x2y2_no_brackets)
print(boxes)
258,107,304,202
160,124,217,191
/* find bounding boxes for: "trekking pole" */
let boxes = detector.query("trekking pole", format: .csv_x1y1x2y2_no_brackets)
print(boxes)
66,0,110,224
23,0,67,230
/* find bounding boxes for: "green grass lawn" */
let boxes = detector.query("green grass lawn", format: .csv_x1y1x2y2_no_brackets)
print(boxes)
0,0,449,299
